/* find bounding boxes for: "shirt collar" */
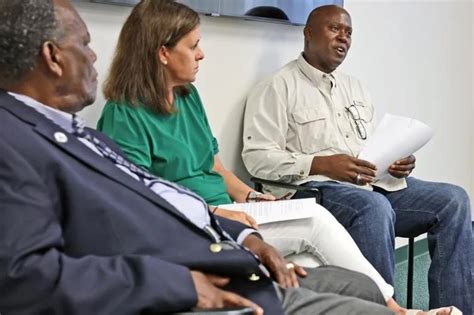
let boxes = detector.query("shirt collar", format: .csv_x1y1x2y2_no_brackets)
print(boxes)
297,53,338,91
7,92,77,133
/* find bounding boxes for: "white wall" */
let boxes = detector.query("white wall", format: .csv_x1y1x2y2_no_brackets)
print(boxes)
472,1,474,210
343,0,473,193
73,0,474,217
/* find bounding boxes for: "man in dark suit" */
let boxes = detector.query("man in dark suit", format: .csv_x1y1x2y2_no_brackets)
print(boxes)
0,1,394,314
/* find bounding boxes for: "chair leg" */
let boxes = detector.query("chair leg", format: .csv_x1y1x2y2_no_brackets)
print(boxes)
406,237,414,308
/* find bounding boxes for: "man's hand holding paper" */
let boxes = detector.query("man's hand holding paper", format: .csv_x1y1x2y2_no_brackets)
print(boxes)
388,155,416,178
358,114,433,180
311,154,377,186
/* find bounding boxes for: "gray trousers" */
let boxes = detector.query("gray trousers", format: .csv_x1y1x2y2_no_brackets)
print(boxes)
277,266,395,315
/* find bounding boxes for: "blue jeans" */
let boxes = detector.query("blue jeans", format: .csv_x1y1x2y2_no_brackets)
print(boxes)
293,177,473,312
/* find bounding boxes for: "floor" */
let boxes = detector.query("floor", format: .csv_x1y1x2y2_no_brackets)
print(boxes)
394,244,430,309
394,222,473,309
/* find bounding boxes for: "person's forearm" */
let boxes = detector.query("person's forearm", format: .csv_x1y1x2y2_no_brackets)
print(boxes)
2,244,198,313
242,234,266,254
213,155,253,203
217,168,253,203
243,147,315,182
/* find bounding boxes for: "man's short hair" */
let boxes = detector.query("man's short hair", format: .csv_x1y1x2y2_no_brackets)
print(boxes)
245,6,289,21
0,0,57,84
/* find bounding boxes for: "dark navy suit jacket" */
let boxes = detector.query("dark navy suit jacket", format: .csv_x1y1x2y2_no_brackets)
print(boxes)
0,91,284,315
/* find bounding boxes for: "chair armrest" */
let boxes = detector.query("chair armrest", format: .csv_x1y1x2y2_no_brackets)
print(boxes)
250,177,321,203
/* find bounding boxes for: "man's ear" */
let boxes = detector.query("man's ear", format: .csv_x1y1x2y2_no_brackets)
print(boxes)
303,26,312,41
41,41,63,77
157,45,169,66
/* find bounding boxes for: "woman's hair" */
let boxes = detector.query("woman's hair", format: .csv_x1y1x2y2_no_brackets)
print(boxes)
103,0,200,113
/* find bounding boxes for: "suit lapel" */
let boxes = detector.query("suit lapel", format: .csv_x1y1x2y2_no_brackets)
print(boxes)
37,119,198,225
0,91,198,226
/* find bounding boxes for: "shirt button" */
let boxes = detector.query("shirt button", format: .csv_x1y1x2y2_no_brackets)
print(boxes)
299,170,304,175
247,136,252,140
345,134,349,138
249,273,260,281
209,243,222,253
337,113,341,117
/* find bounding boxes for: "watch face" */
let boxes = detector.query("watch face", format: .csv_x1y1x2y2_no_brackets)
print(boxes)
246,191,262,202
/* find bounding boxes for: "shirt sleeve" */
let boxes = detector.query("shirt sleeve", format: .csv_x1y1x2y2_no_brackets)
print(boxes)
97,101,153,170
215,216,260,244
242,82,314,182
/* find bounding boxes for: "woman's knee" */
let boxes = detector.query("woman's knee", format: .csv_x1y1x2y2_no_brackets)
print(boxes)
308,206,341,227
305,208,347,240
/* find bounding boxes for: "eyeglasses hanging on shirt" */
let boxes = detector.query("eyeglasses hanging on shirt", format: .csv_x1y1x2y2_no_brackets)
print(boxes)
346,102,367,140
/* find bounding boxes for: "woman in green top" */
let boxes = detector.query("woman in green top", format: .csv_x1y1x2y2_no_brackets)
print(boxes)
98,84,235,207
96,2,452,313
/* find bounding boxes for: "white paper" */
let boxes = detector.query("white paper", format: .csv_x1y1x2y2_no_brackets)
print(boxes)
358,113,433,179
219,198,320,224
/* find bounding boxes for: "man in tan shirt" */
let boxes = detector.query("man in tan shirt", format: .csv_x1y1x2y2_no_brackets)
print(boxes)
242,5,473,313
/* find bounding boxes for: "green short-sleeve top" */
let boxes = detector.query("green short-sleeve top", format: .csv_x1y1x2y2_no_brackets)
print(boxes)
97,85,232,205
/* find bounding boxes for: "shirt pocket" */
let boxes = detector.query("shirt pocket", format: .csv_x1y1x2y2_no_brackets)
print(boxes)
347,101,374,139
352,100,374,122
292,107,332,154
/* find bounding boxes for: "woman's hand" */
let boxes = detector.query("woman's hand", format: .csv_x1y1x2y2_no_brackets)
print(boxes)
258,193,276,201
214,207,258,229
246,191,276,202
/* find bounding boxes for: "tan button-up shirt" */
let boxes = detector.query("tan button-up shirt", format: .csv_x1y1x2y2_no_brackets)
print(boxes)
242,53,405,197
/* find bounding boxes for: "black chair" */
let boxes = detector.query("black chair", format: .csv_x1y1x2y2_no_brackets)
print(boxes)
251,177,415,308
250,177,321,203
406,236,415,308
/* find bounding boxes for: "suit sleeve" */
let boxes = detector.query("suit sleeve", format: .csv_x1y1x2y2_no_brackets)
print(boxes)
214,216,261,243
0,138,198,314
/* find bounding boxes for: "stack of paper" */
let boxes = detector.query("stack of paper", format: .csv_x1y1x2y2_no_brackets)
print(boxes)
358,114,433,179
219,198,321,224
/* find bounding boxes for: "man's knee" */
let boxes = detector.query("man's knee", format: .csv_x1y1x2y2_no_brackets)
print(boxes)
445,184,471,214
299,266,386,305
362,193,395,222
430,182,472,223
410,178,471,216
